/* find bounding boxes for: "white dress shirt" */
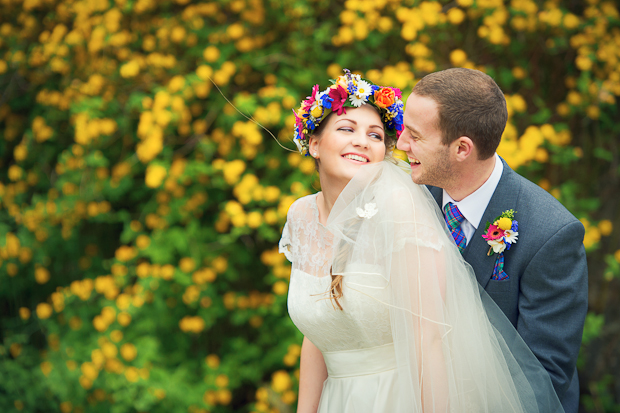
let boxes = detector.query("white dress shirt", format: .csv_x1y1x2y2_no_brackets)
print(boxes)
442,153,504,246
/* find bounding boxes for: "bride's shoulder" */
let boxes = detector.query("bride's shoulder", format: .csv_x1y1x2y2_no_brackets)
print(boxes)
376,164,439,219
286,193,319,221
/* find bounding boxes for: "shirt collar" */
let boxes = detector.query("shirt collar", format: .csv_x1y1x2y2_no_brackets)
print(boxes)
442,153,503,229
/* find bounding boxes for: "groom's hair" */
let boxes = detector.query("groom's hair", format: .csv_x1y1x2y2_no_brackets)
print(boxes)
412,68,507,160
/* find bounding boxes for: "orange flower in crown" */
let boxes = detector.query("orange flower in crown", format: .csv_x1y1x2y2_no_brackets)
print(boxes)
374,87,396,108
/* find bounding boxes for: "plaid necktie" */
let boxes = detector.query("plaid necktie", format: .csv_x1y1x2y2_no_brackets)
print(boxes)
444,202,467,253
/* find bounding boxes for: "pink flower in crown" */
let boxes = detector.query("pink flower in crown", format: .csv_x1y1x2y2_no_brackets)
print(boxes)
301,84,320,111
390,87,403,99
329,85,348,116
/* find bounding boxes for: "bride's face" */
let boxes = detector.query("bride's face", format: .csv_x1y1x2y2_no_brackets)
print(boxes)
309,104,386,184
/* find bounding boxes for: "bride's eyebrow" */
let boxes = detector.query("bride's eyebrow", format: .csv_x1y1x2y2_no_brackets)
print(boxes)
335,118,355,125
335,119,384,130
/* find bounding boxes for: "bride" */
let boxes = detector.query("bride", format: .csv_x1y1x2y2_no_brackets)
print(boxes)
279,69,563,413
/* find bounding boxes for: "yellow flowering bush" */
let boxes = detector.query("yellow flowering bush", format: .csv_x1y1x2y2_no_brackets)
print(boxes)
0,0,619,411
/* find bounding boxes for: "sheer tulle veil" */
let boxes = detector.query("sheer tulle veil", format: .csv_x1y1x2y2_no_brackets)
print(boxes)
324,159,563,413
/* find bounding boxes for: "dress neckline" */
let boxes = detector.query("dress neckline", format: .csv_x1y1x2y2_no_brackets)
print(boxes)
311,192,328,229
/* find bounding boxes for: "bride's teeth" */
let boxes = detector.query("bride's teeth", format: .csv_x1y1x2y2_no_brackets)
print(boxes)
343,154,368,162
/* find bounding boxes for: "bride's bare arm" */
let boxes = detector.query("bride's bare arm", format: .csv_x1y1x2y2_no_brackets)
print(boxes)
390,186,449,412
416,246,448,413
297,336,327,413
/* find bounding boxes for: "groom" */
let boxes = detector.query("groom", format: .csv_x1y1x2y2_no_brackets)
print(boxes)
397,68,588,412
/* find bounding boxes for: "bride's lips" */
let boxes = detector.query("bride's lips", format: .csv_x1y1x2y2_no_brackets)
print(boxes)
342,153,370,163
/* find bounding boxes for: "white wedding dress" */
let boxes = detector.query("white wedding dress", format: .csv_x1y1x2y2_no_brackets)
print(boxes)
280,160,563,413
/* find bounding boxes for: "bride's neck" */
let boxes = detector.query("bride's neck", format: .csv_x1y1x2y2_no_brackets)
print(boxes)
316,175,348,225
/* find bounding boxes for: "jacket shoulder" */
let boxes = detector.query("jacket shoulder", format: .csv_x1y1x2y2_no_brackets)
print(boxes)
511,171,583,233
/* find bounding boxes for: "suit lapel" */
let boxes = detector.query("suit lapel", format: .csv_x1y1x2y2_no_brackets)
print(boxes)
428,185,442,210
462,158,521,288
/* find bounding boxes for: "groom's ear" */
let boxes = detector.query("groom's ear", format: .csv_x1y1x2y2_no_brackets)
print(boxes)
453,136,474,161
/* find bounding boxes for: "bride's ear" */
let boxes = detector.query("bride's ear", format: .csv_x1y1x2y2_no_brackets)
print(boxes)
453,136,474,161
309,136,319,159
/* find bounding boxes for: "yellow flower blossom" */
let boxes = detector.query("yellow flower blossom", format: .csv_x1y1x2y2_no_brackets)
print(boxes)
449,49,467,66
118,312,132,326
205,354,220,369
179,257,196,273
598,220,613,236
447,8,466,25
120,343,137,361
273,281,288,295
19,307,31,320
36,303,53,319
40,361,53,377
145,164,167,188
203,46,220,62
120,60,140,78
271,370,292,393
35,266,50,284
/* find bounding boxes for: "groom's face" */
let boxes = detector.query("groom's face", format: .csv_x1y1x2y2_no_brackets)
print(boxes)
397,93,454,188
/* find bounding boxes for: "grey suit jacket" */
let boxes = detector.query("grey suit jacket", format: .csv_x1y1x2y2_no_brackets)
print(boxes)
429,157,588,413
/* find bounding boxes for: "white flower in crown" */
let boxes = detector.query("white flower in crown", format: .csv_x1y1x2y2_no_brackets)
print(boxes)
349,80,373,107
356,202,378,219
349,93,365,107
356,80,373,98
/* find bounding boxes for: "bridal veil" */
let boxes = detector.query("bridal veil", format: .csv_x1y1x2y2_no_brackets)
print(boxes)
324,159,563,413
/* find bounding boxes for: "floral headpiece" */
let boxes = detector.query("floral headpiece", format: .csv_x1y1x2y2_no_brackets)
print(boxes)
293,69,404,156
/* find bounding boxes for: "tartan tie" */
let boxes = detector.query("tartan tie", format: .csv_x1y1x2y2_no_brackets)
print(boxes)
444,202,467,253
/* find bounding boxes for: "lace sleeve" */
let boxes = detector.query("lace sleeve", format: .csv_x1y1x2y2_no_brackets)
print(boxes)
279,221,294,263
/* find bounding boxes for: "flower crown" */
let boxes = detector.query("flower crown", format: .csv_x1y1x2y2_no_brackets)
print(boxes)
293,69,404,156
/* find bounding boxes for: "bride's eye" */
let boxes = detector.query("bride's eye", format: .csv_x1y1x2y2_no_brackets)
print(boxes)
338,127,353,133
369,132,383,141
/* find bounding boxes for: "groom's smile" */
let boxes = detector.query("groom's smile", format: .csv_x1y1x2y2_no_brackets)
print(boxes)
397,93,455,188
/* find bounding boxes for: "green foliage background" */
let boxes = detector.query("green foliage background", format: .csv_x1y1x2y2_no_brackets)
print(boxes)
1,0,619,412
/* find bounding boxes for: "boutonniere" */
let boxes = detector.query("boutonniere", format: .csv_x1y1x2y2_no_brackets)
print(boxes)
482,210,519,256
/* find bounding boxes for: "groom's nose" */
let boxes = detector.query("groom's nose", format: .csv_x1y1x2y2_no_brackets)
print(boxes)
396,134,410,152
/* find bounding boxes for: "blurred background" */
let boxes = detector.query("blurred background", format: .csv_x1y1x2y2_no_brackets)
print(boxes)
0,0,619,412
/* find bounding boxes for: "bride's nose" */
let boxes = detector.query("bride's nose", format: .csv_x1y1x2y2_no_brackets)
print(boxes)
351,131,369,148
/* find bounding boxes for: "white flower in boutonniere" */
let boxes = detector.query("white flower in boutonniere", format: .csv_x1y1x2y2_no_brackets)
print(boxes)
356,203,378,219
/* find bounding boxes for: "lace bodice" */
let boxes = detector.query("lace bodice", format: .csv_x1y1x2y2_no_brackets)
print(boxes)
280,194,334,278
280,194,392,352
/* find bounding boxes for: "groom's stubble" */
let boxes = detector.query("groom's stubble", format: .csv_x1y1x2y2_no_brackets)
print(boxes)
410,143,457,191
